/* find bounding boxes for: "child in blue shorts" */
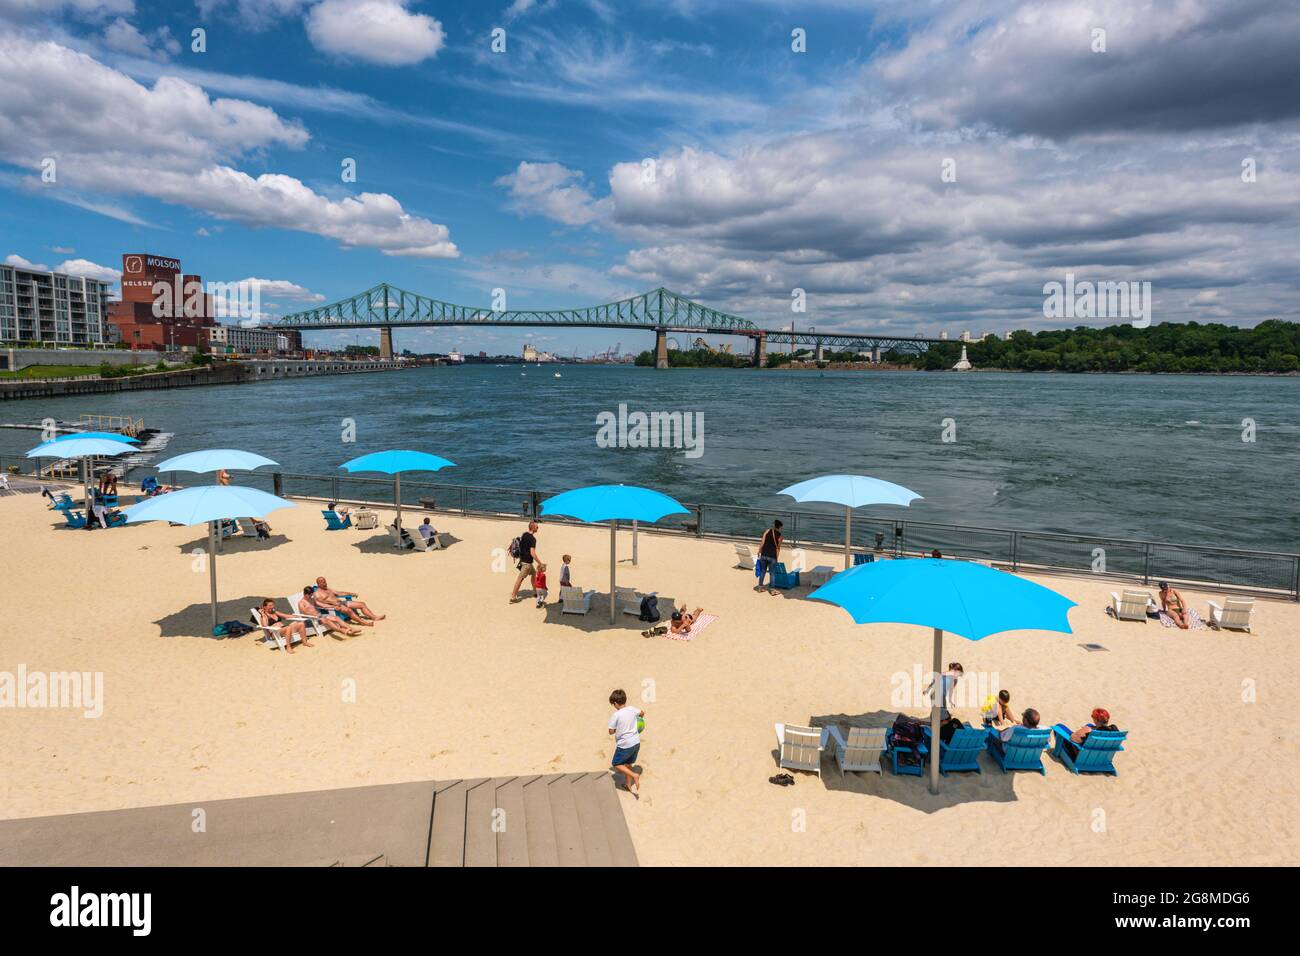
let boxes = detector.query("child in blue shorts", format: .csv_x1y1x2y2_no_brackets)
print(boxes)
607,688,644,793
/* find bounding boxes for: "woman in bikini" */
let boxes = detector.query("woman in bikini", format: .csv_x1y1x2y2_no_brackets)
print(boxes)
669,605,704,636
257,598,313,654
1158,581,1190,629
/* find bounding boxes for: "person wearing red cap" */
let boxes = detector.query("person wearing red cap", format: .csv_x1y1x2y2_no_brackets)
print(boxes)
1062,707,1118,760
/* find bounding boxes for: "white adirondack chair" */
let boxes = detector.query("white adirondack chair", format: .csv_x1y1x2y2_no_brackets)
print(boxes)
774,723,824,777
826,725,888,777
734,543,757,569
1207,597,1254,633
1110,590,1154,622
560,587,595,615
250,607,303,652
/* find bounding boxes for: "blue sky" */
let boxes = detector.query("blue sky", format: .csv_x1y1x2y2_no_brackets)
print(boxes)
2,0,1298,355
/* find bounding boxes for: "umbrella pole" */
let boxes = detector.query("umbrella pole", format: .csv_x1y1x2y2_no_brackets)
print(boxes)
81,458,92,516
208,521,219,633
609,520,617,624
394,473,402,548
632,519,638,566
844,505,852,569
929,627,943,794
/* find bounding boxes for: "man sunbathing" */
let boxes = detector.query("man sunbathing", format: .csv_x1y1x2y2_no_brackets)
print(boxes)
669,604,704,636
294,587,362,636
257,598,313,654
313,577,384,624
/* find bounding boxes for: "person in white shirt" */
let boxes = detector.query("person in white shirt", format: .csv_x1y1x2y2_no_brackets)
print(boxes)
419,517,438,541
924,662,964,720
606,688,644,793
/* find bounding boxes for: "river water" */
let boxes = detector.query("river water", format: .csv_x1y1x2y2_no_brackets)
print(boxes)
2,366,1296,553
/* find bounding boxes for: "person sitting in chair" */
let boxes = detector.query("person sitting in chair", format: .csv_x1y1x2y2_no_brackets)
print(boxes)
294,587,362,636
1061,707,1118,760
988,708,1041,757
256,598,312,654
313,577,384,623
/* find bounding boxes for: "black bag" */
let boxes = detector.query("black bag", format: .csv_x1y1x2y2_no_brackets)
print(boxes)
940,716,963,744
638,594,660,623
508,536,521,559
892,714,926,749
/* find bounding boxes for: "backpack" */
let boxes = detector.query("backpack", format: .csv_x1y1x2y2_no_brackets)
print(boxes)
508,536,521,559
891,714,926,763
638,594,660,623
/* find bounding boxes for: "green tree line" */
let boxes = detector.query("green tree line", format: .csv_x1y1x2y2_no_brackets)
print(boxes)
899,320,1300,373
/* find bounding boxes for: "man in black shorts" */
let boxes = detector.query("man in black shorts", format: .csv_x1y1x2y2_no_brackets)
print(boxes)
510,520,541,603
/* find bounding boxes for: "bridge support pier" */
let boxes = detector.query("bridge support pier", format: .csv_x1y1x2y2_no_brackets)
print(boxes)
379,327,394,361
752,333,767,368
654,328,669,369
871,345,881,364
815,340,824,363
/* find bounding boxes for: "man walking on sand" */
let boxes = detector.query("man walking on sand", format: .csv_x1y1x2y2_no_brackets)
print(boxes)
510,520,541,603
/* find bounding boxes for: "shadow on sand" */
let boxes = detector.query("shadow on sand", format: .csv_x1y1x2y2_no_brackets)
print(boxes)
172,533,291,555
152,594,273,641
768,709,1023,812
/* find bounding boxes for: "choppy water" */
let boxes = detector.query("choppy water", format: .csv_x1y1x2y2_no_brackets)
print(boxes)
2,366,1297,552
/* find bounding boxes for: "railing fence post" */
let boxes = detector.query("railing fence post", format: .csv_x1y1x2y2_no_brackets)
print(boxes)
273,472,283,497
1143,542,1152,585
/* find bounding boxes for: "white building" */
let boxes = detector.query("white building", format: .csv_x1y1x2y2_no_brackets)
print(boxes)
208,324,290,354
0,263,111,345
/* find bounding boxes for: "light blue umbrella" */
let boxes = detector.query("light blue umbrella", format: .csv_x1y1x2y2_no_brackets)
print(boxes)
779,474,922,569
155,449,278,473
340,450,456,547
811,558,1076,793
50,431,139,444
541,485,689,622
27,438,135,514
124,485,296,631
26,437,138,459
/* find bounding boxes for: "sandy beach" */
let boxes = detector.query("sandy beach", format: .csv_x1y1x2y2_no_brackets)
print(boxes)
1,490,1295,867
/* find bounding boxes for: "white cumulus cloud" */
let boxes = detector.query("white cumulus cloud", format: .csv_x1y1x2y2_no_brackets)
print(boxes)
306,0,445,66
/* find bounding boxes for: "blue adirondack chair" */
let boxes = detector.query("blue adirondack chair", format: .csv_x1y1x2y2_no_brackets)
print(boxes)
770,562,800,589
62,509,87,529
986,726,1051,774
924,724,985,775
105,510,127,528
884,727,927,776
50,494,74,511
852,553,875,566
322,509,352,530
1051,723,1127,776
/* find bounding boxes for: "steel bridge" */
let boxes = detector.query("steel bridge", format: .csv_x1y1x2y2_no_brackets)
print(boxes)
262,284,944,367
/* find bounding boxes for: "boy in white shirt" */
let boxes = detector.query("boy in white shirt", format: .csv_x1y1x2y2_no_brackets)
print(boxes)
606,688,644,793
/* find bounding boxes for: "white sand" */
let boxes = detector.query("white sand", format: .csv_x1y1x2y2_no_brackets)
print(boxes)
1,493,1295,865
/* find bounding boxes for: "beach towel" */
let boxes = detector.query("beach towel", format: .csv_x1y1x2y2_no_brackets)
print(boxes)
666,613,717,642
1158,608,1207,630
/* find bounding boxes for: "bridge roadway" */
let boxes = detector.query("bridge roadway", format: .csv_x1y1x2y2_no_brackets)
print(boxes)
261,284,947,367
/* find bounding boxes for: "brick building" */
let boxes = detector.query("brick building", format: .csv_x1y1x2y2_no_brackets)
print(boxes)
107,253,217,350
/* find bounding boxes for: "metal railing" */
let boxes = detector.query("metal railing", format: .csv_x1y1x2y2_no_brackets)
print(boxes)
8,462,1296,599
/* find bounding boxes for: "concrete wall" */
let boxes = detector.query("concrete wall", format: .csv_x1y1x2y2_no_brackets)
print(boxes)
0,359,406,400
2,347,163,371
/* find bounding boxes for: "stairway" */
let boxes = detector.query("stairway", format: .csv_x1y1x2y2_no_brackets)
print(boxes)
427,773,637,867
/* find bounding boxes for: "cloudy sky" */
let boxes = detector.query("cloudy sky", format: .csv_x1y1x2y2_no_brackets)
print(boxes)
1,0,1298,354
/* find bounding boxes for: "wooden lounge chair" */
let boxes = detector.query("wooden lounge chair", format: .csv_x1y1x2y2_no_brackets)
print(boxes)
733,543,757,569
1207,597,1254,633
986,726,1051,774
322,509,352,530
774,723,824,777
1051,723,1127,775
825,725,887,777
560,586,595,615
923,723,985,775
1109,589,1154,622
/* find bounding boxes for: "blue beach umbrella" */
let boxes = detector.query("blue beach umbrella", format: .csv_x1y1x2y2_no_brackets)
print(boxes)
779,474,922,569
155,449,278,474
50,431,139,444
124,485,296,631
339,450,455,547
540,484,689,623
27,437,135,513
811,558,1076,793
